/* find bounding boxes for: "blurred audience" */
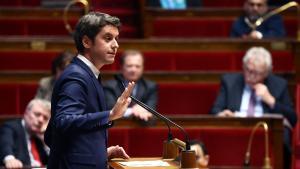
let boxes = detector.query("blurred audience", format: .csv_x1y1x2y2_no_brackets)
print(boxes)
35,51,74,101
146,0,201,9
230,0,286,39
104,50,157,126
0,99,51,169
210,46,297,169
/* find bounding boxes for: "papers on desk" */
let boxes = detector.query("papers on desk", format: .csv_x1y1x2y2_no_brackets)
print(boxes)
118,160,170,167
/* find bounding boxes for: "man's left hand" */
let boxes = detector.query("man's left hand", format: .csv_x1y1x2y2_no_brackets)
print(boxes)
253,83,275,108
107,145,130,159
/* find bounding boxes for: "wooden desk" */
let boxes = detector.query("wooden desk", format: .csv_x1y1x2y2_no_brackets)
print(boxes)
109,158,178,169
113,115,283,169
109,157,265,169
0,115,284,169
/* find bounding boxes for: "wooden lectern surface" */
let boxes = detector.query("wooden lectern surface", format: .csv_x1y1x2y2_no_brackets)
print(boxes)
109,157,264,169
109,157,179,169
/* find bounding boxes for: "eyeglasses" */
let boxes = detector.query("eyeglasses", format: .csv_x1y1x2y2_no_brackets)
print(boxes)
244,65,266,77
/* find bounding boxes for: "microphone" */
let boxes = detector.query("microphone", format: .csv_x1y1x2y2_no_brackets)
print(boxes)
119,80,197,168
119,80,191,150
244,121,271,169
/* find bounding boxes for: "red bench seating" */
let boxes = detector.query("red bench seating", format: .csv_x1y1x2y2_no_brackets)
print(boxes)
108,127,272,166
158,83,219,115
0,0,40,7
152,18,297,38
0,83,38,115
0,82,220,115
0,18,136,38
293,84,300,169
0,51,293,72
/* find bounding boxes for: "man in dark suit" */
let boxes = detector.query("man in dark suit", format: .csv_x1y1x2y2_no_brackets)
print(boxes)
230,0,285,39
211,47,297,169
104,50,157,125
44,12,134,169
0,99,51,169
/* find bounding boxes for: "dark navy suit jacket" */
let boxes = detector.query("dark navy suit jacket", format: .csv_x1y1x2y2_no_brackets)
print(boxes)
210,73,297,127
230,15,286,38
0,119,48,167
45,57,112,169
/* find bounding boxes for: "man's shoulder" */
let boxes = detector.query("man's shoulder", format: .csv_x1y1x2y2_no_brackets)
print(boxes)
104,78,119,87
267,74,287,85
222,73,243,82
142,78,157,88
1,119,22,129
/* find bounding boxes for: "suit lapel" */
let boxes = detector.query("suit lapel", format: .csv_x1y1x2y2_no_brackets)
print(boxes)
233,74,245,111
17,121,31,165
73,57,107,111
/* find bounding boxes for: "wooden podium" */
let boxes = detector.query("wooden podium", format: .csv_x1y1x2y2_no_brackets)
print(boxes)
109,157,179,169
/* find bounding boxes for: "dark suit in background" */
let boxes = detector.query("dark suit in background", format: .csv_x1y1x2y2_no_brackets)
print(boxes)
210,73,297,169
45,57,112,169
0,119,48,166
104,74,157,126
230,15,286,38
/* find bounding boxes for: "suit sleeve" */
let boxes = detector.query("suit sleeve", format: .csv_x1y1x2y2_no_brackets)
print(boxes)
271,84,297,127
53,77,110,135
210,77,228,115
0,123,15,162
145,82,158,110
262,15,286,38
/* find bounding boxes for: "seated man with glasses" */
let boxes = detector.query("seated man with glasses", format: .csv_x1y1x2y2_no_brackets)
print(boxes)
210,47,297,169
230,0,286,39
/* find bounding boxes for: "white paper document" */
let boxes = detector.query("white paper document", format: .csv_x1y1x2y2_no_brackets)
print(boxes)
118,160,170,167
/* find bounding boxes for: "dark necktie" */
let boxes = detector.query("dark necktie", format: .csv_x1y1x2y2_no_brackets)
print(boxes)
247,89,256,117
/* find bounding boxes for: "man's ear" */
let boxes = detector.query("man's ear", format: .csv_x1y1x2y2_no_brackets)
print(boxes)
82,35,92,49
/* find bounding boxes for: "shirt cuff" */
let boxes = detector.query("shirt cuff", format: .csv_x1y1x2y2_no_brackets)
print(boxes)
123,108,133,117
255,31,263,39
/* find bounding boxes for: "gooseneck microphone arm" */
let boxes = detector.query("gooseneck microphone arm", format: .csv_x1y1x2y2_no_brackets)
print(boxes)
129,96,191,150
119,80,191,150
244,121,271,169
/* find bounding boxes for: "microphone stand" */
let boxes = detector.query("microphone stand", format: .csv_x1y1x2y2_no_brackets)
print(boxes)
244,121,271,169
120,82,197,168
252,1,300,40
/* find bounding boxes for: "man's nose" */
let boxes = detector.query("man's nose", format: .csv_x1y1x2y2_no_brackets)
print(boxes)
112,39,119,49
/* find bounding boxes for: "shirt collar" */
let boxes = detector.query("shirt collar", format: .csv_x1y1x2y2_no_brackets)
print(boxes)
77,54,100,78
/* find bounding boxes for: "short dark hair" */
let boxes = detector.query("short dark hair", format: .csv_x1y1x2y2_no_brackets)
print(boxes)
120,50,144,66
190,140,208,155
73,12,121,54
51,51,74,75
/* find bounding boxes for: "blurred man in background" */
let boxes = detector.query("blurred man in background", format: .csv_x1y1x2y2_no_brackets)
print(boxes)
104,50,157,126
230,0,285,39
0,99,51,169
211,47,297,169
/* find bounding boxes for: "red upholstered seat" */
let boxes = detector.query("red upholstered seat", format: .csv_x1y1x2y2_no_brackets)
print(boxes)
152,18,233,38
0,0,40,7
158,83,220,115
293,84,300,169
152,17,298,38
0,84,19,115
0,51,58,71
19,83,38,113
0,83,37,115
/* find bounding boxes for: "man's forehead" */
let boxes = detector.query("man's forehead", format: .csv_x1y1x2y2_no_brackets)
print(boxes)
99,25,119,36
